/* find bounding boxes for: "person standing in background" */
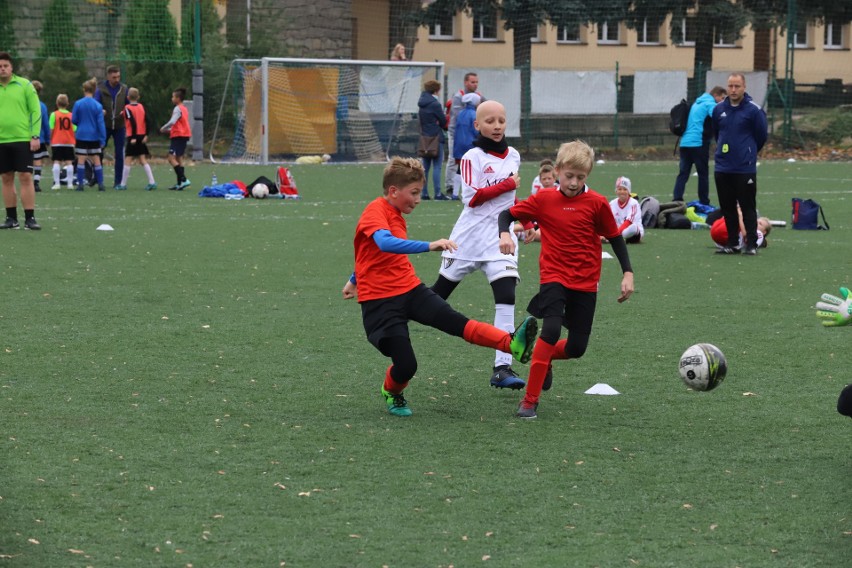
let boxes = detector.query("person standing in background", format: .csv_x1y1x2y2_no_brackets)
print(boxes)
672,86,726,205
94,65,129,190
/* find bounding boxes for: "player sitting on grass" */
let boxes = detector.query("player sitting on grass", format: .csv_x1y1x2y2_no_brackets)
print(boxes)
605,176,643,244
342,157,538,417
498,140,634,419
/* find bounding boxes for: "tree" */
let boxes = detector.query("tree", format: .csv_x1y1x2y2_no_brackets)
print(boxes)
0,0,17,57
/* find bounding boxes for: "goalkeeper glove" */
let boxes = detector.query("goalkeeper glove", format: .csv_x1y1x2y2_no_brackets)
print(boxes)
815,287,852,327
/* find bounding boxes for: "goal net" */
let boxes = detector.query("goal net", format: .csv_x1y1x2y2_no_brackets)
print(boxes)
210,57,444,164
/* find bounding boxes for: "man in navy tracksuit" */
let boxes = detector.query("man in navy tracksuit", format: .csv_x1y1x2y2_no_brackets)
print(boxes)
711,73,768,255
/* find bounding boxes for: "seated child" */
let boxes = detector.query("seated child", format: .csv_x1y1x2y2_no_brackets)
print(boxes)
607,176,643,244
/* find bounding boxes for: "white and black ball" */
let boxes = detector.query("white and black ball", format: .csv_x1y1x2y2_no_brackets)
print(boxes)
678,343,727,391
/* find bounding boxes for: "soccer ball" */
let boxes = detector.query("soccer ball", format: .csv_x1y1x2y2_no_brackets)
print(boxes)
678,343,728,391
252,183,269,199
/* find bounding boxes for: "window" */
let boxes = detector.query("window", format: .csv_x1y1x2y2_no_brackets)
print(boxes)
637,19,661,45
793,21,810,48
677,17,696,46
713,22,738,47
428,12,455,39
473,9,498,41
824,19,846,49
597,21,620,44
531,23,545,43
557,23,581,44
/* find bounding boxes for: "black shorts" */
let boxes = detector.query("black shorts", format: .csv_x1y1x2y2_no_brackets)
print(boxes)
51,146,75,162
125,135,150,157
32,143,49,160
0,141,34,174
75,140,102,156
527,282,597,334
168,137,189,157
360,283,468,349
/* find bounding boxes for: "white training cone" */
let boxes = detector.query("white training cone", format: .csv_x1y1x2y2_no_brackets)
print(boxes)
584,383,620,395
96,224,114,231
602,251,613,259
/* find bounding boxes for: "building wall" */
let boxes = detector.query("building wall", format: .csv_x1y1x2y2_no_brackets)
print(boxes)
352,0,390,60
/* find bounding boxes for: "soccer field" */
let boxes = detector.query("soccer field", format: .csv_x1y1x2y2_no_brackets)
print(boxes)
1,159,850,566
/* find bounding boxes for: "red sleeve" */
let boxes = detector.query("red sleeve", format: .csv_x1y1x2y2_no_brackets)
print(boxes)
468,177,517,208
617,219,632,233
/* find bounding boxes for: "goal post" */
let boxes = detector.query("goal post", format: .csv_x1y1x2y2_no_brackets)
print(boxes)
210,57,444,164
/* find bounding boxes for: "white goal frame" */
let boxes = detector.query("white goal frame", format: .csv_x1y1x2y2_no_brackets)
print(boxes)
210,57,444,165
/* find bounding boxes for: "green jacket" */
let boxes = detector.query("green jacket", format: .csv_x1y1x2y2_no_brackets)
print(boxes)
0,74,41,144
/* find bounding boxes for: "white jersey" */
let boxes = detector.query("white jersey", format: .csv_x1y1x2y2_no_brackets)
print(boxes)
443,145,522,262
609,196,644,238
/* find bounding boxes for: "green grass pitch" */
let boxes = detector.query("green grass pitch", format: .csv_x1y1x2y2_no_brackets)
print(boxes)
1,158,850,566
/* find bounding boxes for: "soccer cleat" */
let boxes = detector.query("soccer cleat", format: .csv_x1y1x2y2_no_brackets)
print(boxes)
75,185,84,192
97,185,105,192
113,185,127,191
715,246,740,255
420,194,430,200
434,194,450,201
51,183,60,190
0,217,20,229
490,365,526,390
742,247,757,256
516,400,538,419
381,387,412,417
168,184,180,190
34,182,41,192
144,183,157,191
24,218,41,231
542,365,553,391
178,179,191,190
509,316,538,364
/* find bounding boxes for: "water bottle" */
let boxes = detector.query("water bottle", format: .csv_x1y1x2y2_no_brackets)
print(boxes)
691,221,709,230
211,172,218,186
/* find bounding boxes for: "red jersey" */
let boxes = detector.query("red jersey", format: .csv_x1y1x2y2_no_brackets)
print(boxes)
509,187,620,292
170,103,191,138
124,102,148,136
353,197,421,302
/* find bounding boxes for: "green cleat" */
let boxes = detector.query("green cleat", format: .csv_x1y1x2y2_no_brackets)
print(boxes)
509,316,538,364
381,387,412,417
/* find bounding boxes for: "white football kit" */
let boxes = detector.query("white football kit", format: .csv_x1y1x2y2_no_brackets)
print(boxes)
609,196,644,241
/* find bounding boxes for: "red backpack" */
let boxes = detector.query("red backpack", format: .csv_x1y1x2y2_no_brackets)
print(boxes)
277,167,300,199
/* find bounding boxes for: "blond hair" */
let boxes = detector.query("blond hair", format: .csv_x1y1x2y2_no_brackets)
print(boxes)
83,77,97,94
56,93,69,108
128,87,140,101
383,157,425,193
555,140,595,173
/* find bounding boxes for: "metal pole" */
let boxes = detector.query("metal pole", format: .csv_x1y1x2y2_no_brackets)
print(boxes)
192,0,203,161
783,0,796,148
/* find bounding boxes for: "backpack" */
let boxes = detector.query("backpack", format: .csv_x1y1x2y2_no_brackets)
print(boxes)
669,99,691,137
792,198,829,230
640,196,660,228
665,212,692,229
277,167,300,199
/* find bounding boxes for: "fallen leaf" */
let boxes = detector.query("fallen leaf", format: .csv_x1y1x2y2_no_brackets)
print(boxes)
743,392,758,396
28,538,40,545
613,448,621,452
682,503,693,509
482,555,491,561
68,549,85,554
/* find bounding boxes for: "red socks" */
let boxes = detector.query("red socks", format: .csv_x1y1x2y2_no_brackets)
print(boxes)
383,365,408,394
552,339,568,360
463,320,511,353
524,339,557,404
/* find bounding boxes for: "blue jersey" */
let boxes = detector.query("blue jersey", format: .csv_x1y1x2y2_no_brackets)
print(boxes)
38,101,50,144
71,96,106,146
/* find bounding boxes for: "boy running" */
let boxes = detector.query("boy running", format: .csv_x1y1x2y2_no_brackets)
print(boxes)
431,100,529,390
121,87,157,190
498,140,635,419
343,157,538,417
159,87,191,190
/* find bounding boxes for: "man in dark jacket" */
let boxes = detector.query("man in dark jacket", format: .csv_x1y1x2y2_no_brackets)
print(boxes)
94,65,129,190
711,73,768,255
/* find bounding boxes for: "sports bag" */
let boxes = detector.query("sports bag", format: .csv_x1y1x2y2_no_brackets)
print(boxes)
640,196,660,228
792,198,829,230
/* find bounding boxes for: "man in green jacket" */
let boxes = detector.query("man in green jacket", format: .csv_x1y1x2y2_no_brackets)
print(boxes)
0,52,41,230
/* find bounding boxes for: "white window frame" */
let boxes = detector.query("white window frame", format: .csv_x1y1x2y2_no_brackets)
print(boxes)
428,13,456,40
637,18,661,45
530,23,545,43
473,9,499,41
713,23,738,47
556,23,582,44
677,17,695,46
824,20,846,49
597,21,620,45
793,21,810,48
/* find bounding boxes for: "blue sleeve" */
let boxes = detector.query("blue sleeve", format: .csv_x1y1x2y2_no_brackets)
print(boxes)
754,108,768,152
93,88,101,104
372,229,430,254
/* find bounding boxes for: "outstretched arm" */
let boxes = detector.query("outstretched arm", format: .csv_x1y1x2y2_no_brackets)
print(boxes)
608,235,634,303
815,287,852,327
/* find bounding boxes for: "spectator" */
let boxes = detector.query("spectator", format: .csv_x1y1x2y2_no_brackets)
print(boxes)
389,43,407,61
416,79,448,200
712,73,768,255
94,65,129,189
445,72,482,199
672,86,727,205
0,52,42,230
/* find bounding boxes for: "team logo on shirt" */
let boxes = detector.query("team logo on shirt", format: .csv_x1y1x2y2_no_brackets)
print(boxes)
483,166,494,173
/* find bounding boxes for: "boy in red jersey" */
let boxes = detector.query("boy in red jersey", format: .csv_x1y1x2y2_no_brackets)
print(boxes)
342,157,538,417
159,87,191,190
122,88,157,190
497,140,634,419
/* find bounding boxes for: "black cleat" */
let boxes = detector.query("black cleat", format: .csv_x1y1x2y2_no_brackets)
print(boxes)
490,365,526,390
23,218,41,230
